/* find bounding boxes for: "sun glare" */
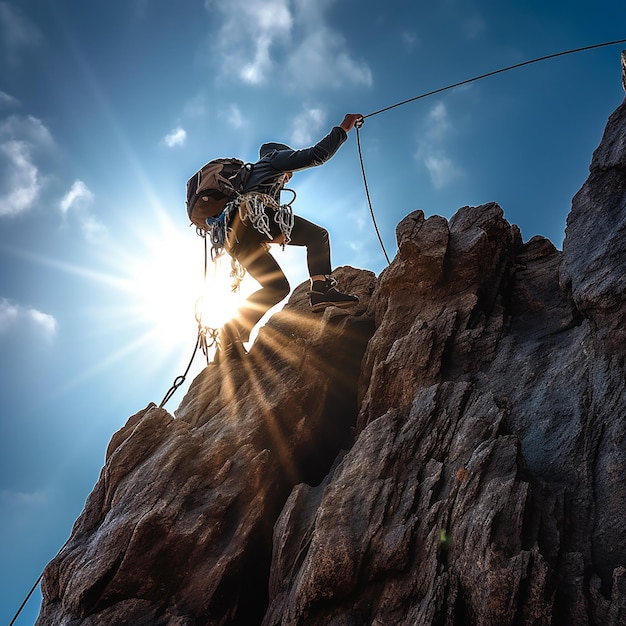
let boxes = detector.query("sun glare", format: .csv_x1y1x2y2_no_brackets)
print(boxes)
17,202,313,403
195,257,245,331
130,232,247,342
86,205,309,376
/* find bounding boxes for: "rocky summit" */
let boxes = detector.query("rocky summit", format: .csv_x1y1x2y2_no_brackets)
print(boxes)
36,98,626,626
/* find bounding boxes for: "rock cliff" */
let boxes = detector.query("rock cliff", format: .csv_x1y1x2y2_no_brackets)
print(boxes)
36,98,626,625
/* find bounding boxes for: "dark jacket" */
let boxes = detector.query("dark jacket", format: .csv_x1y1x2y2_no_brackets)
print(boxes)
243,126,348,201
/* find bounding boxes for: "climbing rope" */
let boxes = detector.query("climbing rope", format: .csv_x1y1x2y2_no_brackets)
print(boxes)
362,38,626,121
9,572,43,626
159,231,219,408
355,120,391,265
355,38,626,265
273,189,296,247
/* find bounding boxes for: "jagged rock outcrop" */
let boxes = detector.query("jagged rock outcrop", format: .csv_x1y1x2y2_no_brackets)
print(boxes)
37,98,626,625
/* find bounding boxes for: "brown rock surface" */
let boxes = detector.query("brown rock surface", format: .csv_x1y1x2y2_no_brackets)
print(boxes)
37,99,626,625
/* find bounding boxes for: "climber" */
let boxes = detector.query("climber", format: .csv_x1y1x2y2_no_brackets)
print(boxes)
217,112,364,362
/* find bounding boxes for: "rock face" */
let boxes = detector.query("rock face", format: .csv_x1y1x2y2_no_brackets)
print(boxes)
37,98,626,626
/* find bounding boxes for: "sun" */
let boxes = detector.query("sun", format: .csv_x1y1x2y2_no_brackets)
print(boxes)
138,234,243,333
85,204,307,377
112,209,253,358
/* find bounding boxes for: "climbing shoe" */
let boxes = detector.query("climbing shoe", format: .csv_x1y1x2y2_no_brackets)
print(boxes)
214,321,247,364
309,276,360,313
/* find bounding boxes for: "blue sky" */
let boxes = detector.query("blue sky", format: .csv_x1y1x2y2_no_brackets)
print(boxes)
1,0,625,622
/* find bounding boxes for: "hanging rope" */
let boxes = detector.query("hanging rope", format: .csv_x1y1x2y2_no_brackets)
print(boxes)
355,38,626,265
355,121,391,265
158,334,203,408
159,231,219,408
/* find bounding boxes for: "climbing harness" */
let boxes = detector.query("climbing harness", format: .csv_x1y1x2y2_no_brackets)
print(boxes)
206,192,296,259
355,38,626,266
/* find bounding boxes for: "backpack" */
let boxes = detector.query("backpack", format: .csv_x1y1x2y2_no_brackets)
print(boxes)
186,158,253,229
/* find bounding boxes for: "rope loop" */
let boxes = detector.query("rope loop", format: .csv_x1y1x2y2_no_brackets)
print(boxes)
280,188,297,206
274,205,295,248
238,193,273,239
238,192,295,248
230,257,246,291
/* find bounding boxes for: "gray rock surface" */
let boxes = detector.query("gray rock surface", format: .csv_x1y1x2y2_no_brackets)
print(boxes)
37,98,626,625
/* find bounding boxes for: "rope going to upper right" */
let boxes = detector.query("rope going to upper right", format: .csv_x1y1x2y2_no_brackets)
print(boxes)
355,38,626,265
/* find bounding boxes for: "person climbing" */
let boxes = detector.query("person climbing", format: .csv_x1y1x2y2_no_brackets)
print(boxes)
217,112,364,362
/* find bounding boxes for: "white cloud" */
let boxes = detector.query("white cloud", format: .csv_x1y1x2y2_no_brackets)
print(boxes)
0,113,53,146
346,207,367,232
286,26,372,91
423,154,459,189
205,0,293,85
290,106,326,146
163,126,186,147
0,488,50,506
225,104,245,129
204,0,372,91
427,102,450,140
0,139,38,215
415,101,462,189
0,2,42,64
26,308,58,335
59,180,107,242
0,115,53,217
59,179,93,215
0,90,18,109
0,487,55,529
0,298,57,338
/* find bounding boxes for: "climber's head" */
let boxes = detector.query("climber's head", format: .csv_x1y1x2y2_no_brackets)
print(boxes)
259,142,291,158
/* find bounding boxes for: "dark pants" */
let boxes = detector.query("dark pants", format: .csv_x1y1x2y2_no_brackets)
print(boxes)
229,212,331,339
